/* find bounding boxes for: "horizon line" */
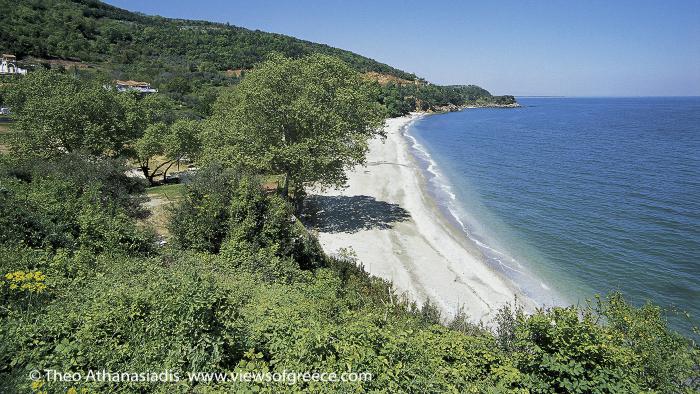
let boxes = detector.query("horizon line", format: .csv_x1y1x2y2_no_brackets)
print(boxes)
513,95,700,98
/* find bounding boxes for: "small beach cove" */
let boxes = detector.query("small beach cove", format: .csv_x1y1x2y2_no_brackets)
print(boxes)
305,114,534,323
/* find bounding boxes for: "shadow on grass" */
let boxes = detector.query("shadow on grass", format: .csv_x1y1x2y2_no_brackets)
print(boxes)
303,194,411,233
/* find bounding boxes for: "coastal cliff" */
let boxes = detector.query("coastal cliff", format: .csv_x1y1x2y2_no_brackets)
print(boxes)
429,101,521,113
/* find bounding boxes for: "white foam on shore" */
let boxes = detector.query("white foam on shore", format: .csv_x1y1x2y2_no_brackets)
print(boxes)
311,113,544,323
402,117,561,306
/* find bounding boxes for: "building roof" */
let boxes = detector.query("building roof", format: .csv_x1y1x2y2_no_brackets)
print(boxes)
115,80,151,87
2,54,16,59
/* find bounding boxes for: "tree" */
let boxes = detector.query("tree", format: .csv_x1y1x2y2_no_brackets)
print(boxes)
135,119,200,185
6,70,139,158
379,82,415,117
203,54,384,201
135,123,168,185
161,119,200,180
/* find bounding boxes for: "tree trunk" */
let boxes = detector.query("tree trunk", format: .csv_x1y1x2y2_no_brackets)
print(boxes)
140,162,157,186
162,161,176,183
281,170,290,199
291,184,305,213
144,160,173,187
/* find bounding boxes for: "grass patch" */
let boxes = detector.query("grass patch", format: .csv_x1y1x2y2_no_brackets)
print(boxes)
261,174,281,192
141,183,186,239
146,183,186,201
0,123,10,153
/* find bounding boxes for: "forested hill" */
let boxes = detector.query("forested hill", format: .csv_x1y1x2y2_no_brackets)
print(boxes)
0,0,416,80
0,0,515,117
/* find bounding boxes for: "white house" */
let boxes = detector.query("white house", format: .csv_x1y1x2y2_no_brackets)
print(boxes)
115,80,158,94
0,54,27,75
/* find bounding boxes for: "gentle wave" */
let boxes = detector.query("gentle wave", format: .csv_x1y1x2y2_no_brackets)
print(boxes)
402,119,561,306
404,98,700,335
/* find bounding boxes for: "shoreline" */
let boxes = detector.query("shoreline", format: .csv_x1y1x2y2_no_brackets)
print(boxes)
307,113,532,323
427,102,521,114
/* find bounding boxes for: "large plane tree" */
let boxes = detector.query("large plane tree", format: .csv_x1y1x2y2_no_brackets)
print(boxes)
203,54,385,202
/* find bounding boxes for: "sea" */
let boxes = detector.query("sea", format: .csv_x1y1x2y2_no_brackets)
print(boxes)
406,97,700,335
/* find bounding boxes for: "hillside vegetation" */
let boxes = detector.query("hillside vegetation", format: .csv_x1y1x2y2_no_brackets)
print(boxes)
0,0,415,79
0,0,514,117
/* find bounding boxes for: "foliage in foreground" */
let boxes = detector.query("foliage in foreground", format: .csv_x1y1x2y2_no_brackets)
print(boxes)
1,159,698,393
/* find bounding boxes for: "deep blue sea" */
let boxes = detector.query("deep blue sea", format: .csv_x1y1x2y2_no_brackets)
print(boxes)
407,97,700,334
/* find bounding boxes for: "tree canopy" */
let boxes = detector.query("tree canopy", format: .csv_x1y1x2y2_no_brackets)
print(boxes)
5,69,200,186
5,70,139,158
204,54,385,198
136,119,201,185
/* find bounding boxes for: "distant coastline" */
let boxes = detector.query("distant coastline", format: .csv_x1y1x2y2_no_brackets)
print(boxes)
427,102,521,114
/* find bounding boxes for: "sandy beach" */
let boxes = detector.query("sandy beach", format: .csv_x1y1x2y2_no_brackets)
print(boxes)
306,114,527,323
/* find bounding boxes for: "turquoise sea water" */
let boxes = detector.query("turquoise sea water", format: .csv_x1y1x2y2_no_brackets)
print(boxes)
406,97,700,334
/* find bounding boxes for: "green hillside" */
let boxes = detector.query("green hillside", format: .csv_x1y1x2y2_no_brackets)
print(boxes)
0,0,516,117
0,0,416,79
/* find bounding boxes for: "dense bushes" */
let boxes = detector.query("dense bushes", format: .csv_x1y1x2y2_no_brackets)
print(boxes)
0,157,153,254
169,165,325,278
2,153,148,217
168,165,243,253
1,157,698,392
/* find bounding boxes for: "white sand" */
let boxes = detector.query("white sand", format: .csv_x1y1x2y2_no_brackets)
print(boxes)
308,114,527,323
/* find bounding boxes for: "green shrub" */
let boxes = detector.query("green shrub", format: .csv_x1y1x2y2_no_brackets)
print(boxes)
501,295,699,393
1,149,697,394
171,166,325,272
168,164,238,253
599,293,700,392
76,187,154,256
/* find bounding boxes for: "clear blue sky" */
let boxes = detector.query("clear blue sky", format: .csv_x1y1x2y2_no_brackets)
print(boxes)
105,0,699,96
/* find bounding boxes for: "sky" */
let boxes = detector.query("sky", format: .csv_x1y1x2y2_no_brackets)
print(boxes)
105,0,700,96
